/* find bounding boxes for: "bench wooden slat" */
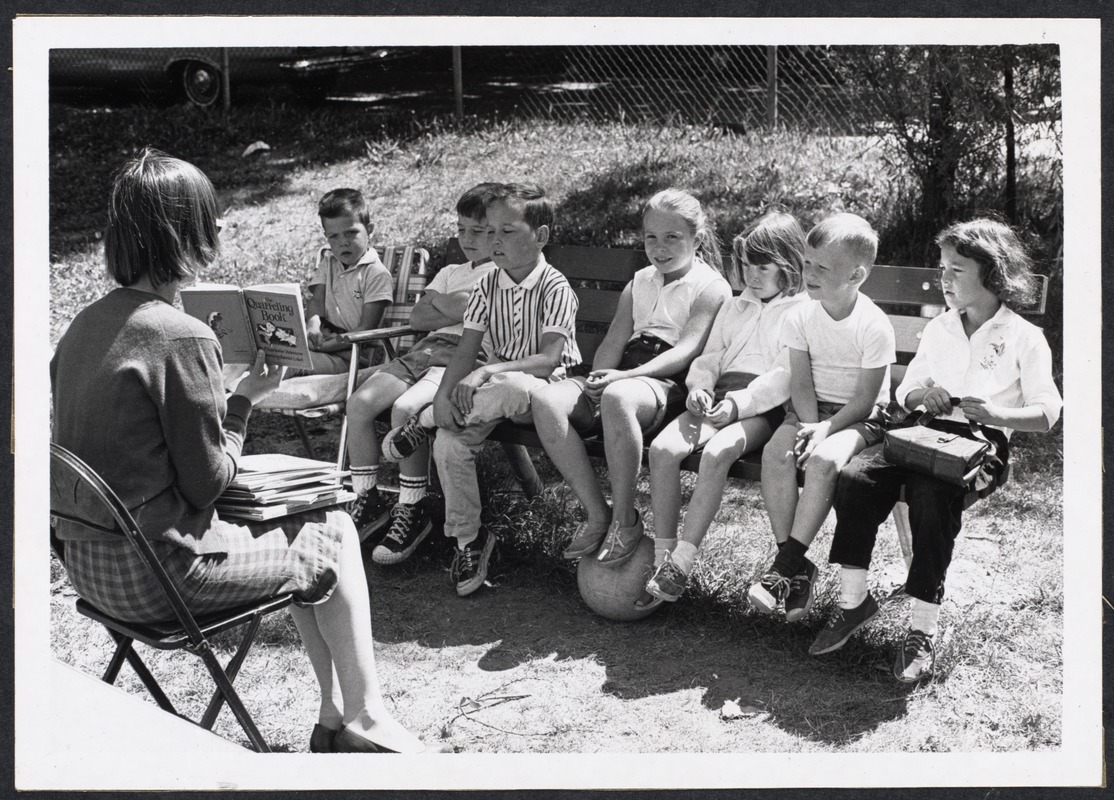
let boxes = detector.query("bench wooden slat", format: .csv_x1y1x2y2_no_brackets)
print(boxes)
575,287,626,324
866,265,1049,315
862,266,945,305
889,314,931,357
546,244,644,284
576,332,607,362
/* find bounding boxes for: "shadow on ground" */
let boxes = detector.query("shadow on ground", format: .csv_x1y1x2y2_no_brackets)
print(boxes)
367,539,916,748
242,418,916,747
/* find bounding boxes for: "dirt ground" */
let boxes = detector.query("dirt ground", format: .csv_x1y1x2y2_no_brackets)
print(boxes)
49,414,1060,755
363,549,917,755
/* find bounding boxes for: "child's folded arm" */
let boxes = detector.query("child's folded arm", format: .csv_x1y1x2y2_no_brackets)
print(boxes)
429,288,477,326
409,290,458,331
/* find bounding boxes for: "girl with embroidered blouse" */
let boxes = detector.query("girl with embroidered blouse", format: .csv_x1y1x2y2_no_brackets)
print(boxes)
807,218,1062,683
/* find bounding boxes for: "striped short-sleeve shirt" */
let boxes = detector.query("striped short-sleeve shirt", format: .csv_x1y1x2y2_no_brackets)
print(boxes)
463,255,581,370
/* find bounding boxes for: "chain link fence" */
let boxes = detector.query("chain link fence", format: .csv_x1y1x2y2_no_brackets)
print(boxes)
461,45,887,133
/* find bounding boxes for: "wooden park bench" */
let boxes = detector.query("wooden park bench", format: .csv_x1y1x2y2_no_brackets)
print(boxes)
333,240,1048,564
484,245,1046,470
474,243,1049,565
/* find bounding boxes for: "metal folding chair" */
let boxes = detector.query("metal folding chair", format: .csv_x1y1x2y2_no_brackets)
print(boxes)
49,442,293,752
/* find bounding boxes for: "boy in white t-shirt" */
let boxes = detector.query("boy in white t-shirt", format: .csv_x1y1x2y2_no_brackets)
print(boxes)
343,184,500,559
747,213,896,623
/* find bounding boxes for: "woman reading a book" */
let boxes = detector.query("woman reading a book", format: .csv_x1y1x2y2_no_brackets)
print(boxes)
50,148,443,755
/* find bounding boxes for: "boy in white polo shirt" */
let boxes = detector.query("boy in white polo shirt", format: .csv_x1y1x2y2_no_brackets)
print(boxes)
343,183,500,554
747,212,895,622
383,183,581,596
303,188,393,375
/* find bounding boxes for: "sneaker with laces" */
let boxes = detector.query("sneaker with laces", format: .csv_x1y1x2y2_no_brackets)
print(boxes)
381,405,433,463
450,528,496,597
784,558,819,623
562,515,611,560
596,511,644,566
747,566,793,615
372,502,433,566
893,628,936,682
347,487,393,544
645,554,689,602
808,594,881,655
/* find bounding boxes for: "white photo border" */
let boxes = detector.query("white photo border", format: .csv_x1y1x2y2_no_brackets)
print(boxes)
12,14,1103,791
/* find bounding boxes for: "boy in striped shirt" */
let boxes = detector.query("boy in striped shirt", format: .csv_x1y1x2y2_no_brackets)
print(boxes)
384,183,580,596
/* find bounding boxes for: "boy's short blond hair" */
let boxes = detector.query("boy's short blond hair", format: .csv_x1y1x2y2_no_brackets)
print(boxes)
807,212,879,269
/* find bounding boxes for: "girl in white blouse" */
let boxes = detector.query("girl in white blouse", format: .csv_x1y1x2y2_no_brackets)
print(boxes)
639,210,809,606
809,218,1062,683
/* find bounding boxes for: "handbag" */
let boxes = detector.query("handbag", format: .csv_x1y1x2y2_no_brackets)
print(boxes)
883,412,1001,488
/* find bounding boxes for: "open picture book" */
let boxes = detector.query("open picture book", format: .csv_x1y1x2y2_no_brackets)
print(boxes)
181,282,313,371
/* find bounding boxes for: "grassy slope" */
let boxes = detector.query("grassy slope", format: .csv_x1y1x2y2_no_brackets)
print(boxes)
48,102,1062,754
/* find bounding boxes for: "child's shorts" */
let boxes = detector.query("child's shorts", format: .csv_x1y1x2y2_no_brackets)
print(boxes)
569,374,686,437
784,400,888,447
379,332,470,386
713,371,787,429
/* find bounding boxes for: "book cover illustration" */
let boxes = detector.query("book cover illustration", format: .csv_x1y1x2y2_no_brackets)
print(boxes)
181,283,313,370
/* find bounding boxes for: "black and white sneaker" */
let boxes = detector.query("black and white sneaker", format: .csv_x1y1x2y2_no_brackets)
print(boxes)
347,487,392,544
381,405,434,463
372,502,433,565
893,628,936,682
747,567,792,615
450,528,496,597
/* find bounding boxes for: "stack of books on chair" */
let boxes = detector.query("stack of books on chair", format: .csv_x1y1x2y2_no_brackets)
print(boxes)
217,453,355,521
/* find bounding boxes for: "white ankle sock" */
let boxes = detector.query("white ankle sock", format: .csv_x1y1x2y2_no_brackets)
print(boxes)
911,599,941,636
671,541,699,575
838,566,868,609
653,538,677,568
455,532,476,549
398,475,428,505
351,465,379,496
417,405,435,429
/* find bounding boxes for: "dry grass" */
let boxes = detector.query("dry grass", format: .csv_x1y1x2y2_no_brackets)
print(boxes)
48,100,1063,754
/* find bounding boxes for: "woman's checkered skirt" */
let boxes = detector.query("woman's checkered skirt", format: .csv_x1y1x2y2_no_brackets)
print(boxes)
62,508,350,624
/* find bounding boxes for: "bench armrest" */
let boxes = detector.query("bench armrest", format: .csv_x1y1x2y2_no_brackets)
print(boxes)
338,326,418,345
